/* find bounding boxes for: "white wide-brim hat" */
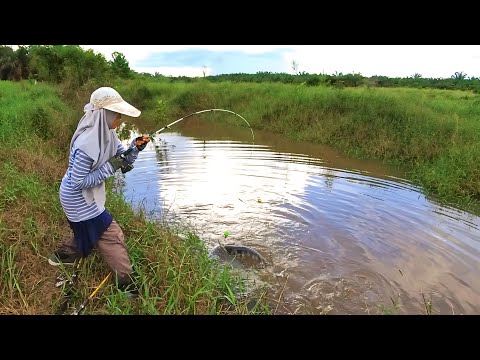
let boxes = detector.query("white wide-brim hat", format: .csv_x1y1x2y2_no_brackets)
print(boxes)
90,87,141,118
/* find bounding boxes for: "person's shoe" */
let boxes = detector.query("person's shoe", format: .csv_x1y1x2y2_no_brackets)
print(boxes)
123,288,139,299
48,251,79,266
118,284,140,299
117,276,140,299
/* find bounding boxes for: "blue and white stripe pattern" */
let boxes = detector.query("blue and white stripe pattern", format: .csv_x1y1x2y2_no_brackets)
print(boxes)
60,138,138,222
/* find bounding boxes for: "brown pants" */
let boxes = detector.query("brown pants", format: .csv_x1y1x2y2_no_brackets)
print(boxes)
58,220,132,281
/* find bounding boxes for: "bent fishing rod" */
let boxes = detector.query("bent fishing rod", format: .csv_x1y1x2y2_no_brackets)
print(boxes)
121,108,255,159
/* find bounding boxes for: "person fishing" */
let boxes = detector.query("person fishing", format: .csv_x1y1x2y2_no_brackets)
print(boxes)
48,86,149,296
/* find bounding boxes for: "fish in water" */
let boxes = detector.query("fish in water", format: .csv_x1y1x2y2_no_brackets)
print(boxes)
222,244,266,265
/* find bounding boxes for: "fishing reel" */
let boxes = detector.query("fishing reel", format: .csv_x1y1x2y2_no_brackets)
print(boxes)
121,163,134,174
119,136,150,173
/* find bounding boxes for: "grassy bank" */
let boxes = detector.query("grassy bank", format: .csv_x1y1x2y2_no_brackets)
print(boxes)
112,78,480,211
0,81,270,314
2,76,479,314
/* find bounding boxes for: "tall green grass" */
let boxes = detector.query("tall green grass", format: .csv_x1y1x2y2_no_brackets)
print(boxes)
0,80,270,314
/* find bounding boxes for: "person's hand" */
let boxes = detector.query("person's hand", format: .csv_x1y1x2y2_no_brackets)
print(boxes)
121,163,134,174
108,155,129,171
134,136,150,151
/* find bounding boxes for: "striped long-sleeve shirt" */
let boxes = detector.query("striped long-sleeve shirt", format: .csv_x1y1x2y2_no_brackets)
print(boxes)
60,137,139,222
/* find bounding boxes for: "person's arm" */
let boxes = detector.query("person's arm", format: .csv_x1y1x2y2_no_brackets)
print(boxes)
70,149,115,190
115,137,139,164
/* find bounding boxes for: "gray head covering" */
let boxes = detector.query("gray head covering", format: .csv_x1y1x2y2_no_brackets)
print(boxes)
70,103,120,208
71,103,118,170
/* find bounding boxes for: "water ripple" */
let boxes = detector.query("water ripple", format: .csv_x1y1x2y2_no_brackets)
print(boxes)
117,125,480,314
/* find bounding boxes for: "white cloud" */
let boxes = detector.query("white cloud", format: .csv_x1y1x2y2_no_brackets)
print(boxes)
283,45,480,78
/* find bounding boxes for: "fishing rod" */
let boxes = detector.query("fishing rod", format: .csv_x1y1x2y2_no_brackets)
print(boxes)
120,108,255,160
71,272,112,315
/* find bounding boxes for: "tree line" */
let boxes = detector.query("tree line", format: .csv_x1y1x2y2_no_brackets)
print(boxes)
1,45,479,92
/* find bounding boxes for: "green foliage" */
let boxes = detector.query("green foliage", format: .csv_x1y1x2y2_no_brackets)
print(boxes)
110,51,132,79
27,45,110,86
129,84,153,110
29,106,53,140
155,99,168,124
0,81,75,152
174,85,216,111
0,45,28,80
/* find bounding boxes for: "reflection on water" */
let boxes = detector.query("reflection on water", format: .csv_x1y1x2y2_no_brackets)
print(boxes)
115,120,480,314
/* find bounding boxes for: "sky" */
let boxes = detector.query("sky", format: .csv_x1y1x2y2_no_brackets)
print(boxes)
53,45,480,79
